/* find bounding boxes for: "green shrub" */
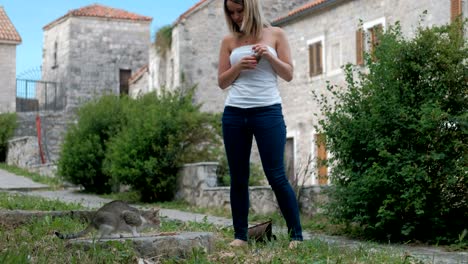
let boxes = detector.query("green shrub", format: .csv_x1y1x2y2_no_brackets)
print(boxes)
0,113,17,162
154,25,173,55
104,88,221,202
57,95,127,193
316,20,467,243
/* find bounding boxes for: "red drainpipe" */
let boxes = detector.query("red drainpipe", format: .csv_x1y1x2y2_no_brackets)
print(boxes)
36,114,46,164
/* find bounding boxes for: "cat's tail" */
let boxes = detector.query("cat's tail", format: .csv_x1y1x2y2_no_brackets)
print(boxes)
55,225,93,239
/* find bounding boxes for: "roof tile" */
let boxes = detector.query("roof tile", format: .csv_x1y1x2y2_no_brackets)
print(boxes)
273,0,328,24
0,6,22,43
44,4,152,29
175,0,209,24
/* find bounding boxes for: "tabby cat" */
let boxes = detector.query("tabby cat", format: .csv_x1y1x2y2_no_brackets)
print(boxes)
55,200,159,240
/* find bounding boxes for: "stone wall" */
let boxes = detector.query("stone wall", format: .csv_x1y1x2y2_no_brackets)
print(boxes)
6,136,40,168
0,43,16,113
7,111,70,176
177,162,327,216
153,0,310,113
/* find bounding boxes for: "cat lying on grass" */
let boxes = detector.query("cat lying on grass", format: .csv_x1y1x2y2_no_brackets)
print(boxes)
55,200,160,240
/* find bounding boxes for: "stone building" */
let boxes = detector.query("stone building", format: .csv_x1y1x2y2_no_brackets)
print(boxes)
149,0,310,109
8,4,153,171
146,0,466,186
41,4,152,112
272,0,466,185
0,6,22,113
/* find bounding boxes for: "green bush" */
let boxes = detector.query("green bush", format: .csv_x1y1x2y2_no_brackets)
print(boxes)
103,88,221,202
57,95,127,193
0,113,17,162
316,20,467,243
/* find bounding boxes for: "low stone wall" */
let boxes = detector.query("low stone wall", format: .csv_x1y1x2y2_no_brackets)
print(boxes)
29,163,58,178
7,111,70,168
175,162,218,202
6,136,40,168
177,162,328,216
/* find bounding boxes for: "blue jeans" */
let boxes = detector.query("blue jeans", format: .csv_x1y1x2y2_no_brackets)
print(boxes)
222,104,303,241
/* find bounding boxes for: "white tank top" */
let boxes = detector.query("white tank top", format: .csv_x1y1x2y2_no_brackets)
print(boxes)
225,45,282,108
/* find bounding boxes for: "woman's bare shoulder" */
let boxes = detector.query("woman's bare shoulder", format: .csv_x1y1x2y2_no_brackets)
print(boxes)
269,26,286,37
221,34,237,51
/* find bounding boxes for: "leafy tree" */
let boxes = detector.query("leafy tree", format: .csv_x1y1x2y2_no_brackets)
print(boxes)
315,20,467,243
103,88,221,202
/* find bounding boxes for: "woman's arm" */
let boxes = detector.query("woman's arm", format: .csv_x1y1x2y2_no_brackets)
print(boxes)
252,27,294,82
218,35,258,89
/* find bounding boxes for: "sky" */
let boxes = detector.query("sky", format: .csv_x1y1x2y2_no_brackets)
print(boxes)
1,0,201,79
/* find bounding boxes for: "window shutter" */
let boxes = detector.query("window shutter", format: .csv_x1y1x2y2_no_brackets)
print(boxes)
356,29,364,66
315,134,328,185
316,42,323,75
309,42,323,77
309,44,314,77
451,0,462,22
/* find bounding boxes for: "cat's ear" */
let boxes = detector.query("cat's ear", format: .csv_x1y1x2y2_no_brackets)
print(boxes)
153,208,159,214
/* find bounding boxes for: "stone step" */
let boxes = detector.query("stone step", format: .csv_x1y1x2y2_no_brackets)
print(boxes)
69,232,215,259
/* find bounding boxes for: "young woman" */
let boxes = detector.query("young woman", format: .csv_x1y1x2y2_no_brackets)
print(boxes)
218,0,303,248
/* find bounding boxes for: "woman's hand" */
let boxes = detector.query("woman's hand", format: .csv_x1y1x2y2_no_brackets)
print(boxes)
251,28,293,82
252,44,272,62
236,55,258,70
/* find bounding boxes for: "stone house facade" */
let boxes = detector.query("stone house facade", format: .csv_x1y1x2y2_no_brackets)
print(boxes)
145,0,466,186
0,6,22,113
273,0,466,185
149,0,311,106
8,4,152,170
41,4,152,112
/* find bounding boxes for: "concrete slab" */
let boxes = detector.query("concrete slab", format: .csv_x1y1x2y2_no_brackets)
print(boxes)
0,168,49,191
69,232,215,259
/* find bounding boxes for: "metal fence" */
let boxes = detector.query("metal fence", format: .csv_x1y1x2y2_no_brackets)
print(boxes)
16,79,65,112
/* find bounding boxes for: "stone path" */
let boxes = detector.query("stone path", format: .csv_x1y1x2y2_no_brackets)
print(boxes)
0,168,467,263
0,169,49,191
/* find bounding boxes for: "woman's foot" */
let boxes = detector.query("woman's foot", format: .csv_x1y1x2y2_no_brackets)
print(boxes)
288,240,302,249
229,239,248,247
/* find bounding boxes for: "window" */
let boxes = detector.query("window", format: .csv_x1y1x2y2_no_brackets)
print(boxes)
307,36,324,77
330,42,341,72
356,18,386,65
52,41,58,69
368,24,383,61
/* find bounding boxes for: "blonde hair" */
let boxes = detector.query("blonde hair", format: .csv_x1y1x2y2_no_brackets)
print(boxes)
223,0,270,39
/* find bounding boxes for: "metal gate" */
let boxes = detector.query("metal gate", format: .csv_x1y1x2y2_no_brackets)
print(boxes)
16,79,65,112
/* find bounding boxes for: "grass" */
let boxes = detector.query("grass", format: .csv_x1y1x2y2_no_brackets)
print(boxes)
0,164,462,262
0,192,83,211
0,191,417,263
0,191,137,263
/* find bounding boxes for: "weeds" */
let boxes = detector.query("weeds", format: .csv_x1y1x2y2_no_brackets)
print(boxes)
0,192,414,263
